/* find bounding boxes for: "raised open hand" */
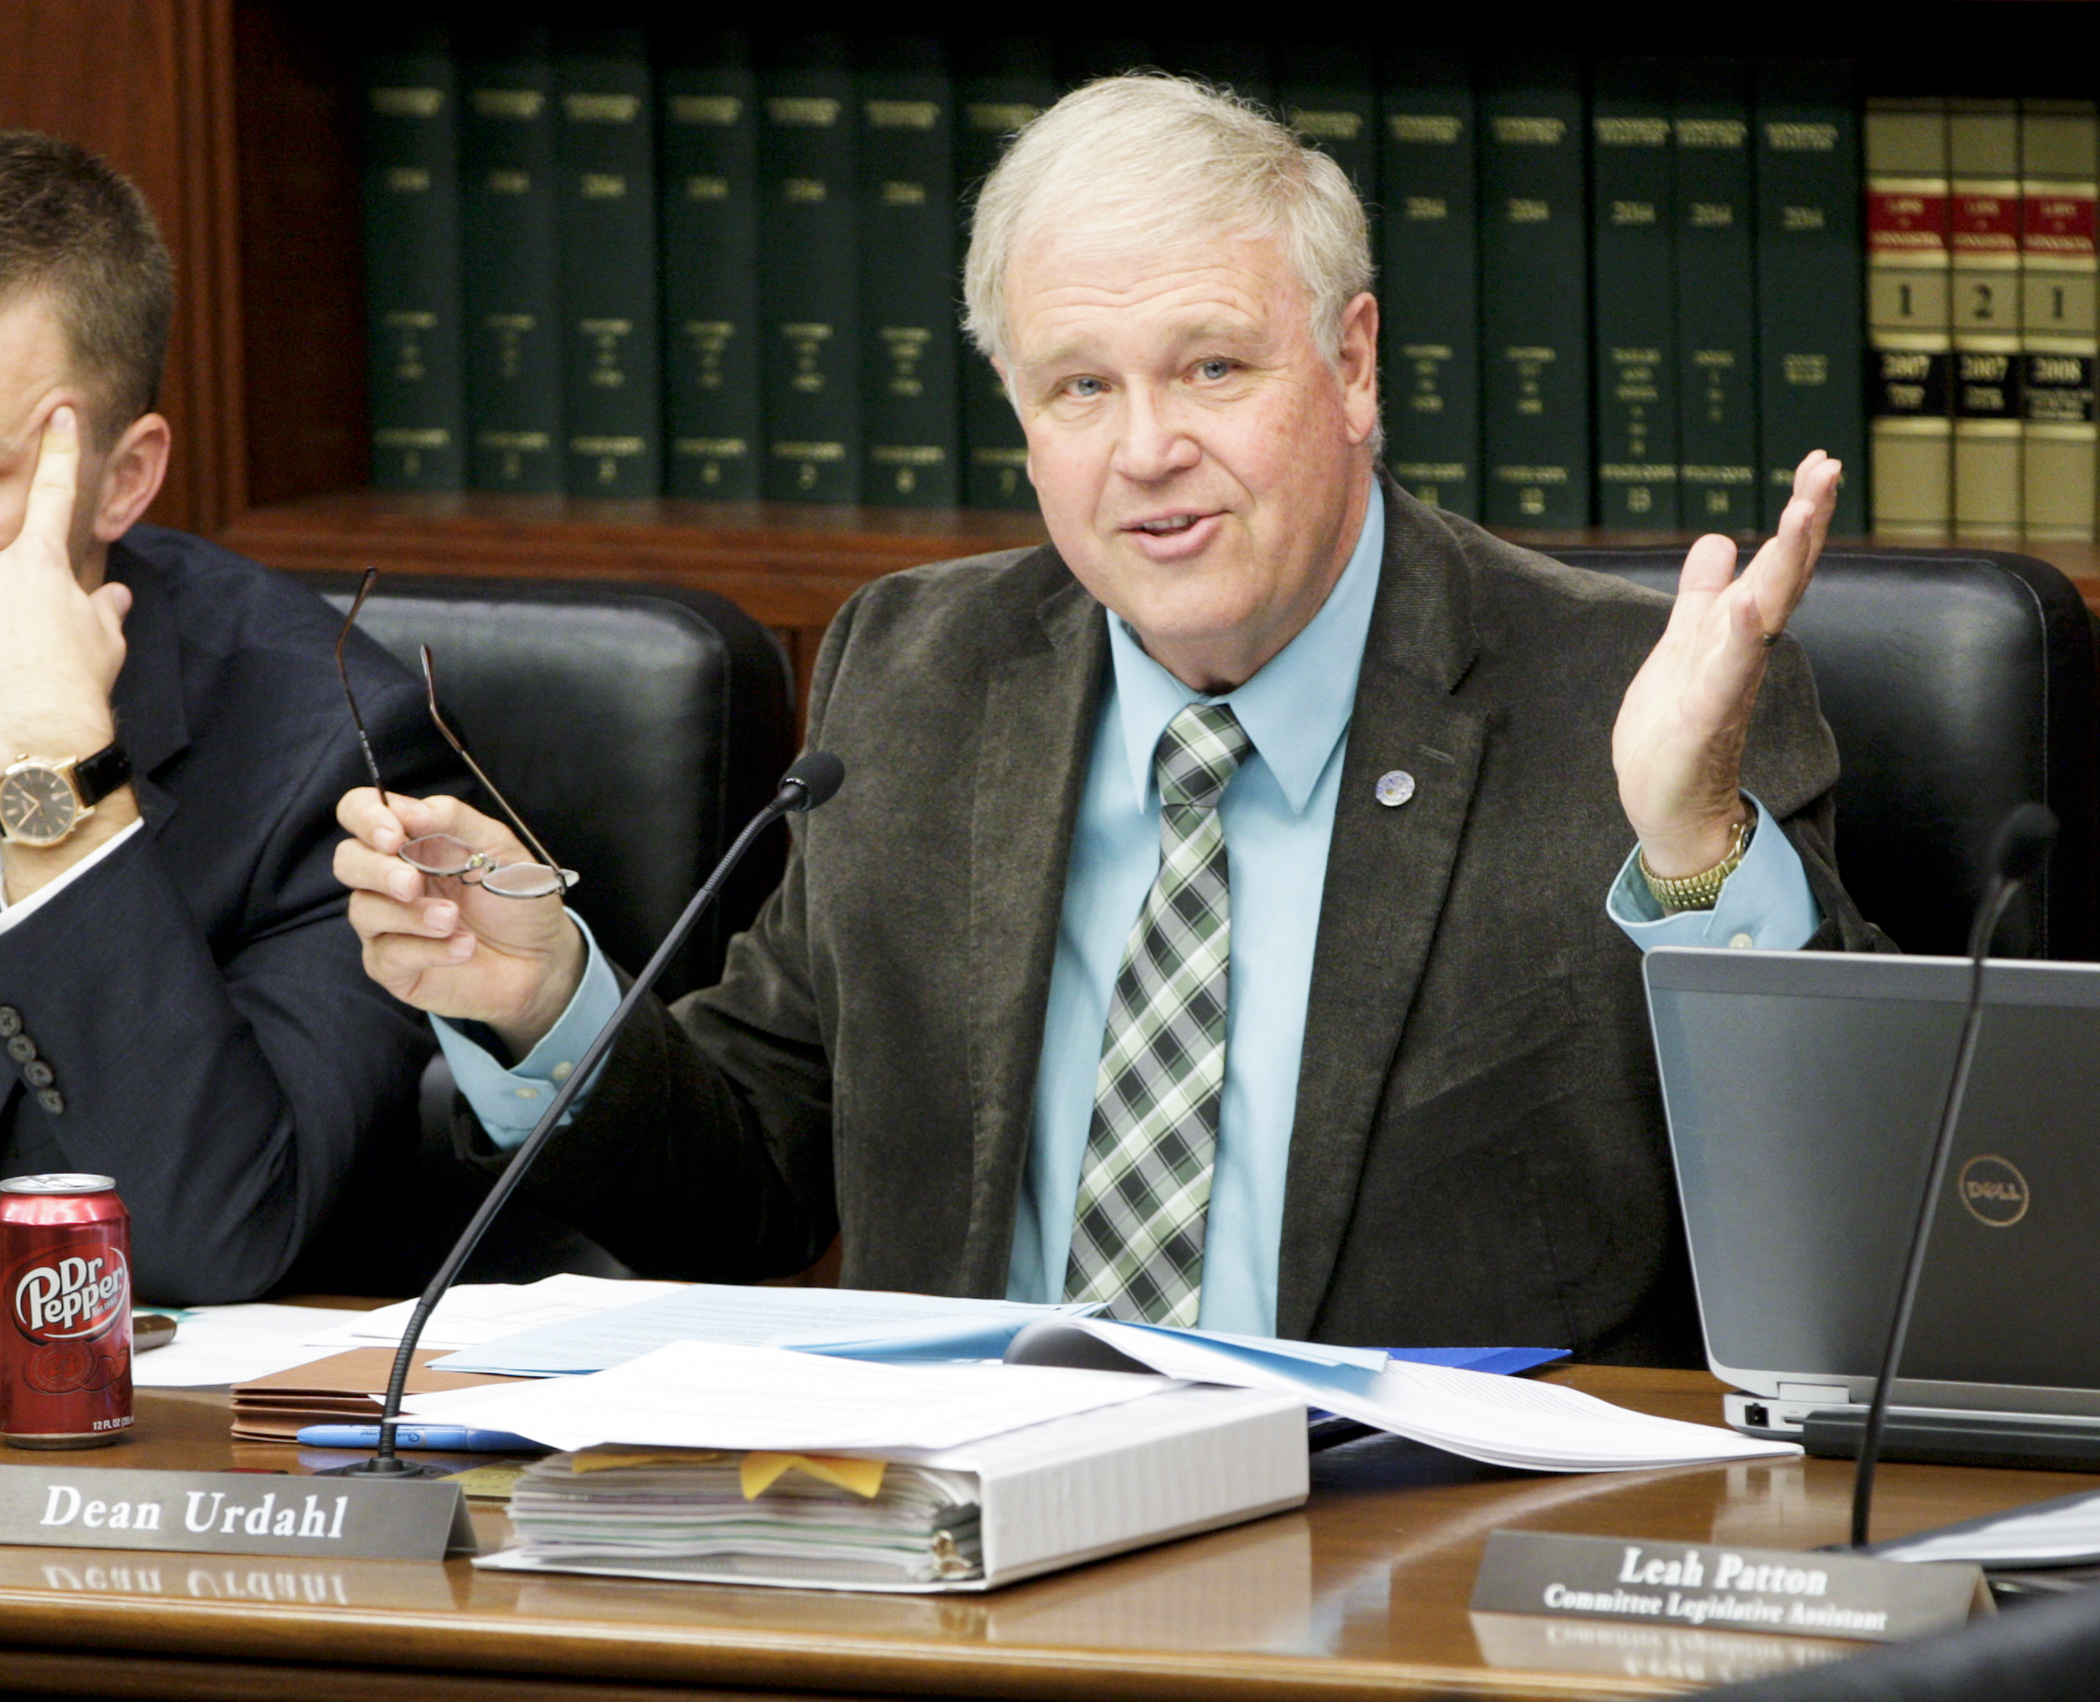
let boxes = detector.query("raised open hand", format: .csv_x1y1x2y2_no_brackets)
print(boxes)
1612,451,1841,878
0,406,131,759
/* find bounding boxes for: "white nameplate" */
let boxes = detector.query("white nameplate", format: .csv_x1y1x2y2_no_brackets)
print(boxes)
1472,1531,1988,1644
0,1466,475,1561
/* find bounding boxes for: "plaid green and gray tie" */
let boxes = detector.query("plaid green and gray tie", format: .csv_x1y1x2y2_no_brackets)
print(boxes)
1064,701,1253,1325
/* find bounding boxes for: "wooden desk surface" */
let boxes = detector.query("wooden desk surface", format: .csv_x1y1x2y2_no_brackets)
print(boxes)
0,1366,2074,1702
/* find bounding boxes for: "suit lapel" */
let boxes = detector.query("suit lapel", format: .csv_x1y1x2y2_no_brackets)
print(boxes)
1276,484,1490,1340
104,540,191,830
958,559,1106,1294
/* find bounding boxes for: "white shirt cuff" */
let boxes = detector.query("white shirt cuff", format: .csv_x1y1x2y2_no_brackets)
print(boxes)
0,818,146,935
1607,794,1823,952
432,911,622,1150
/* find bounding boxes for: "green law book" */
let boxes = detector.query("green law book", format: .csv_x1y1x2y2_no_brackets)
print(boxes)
661,32,761,500
459,26,560,494
360,32,465,491
1673,60,1760,535
1380,49,1479,518
1279,42,1377,221
1591,59,1679,531
758,34,860,503
956,38,1056,511
553,27,660,497
857,38,958,507
1479,56,1590,528
1754,60,1865,532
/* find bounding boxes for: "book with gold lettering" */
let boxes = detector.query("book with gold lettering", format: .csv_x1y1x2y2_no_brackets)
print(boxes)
553,27,660,497
1280,43,1377,224
661,30,762,501
360,27,465,491
1591,58,1679,531
459,25,561,494
1754,61,1865,532
1672,60,1759,535
955,37,1056,511
1380,48,1479,519
1863,95,1953,537
758,33,860,502
1479,54,1590,528
1949,98,2024,539
857,38,958,508
2019,99,2098,543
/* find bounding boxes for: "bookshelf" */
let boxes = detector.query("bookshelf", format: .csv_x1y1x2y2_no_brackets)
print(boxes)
7,2,2100,716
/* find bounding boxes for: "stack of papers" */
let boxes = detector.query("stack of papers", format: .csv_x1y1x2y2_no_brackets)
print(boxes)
475,1380,1309,1593
1872,1486,2100,1569
131,1303,353,1388
503,1448,985,1587
300,1275,687,1353
231,1349,521,1442
1010,1319,1801,1472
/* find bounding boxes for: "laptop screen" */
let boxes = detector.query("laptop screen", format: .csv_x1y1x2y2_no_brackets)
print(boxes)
1645,948,2100,1403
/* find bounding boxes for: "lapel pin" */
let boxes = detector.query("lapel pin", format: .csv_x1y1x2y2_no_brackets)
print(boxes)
1375,770,1416,808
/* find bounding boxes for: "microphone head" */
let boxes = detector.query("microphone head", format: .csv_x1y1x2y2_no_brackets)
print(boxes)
1989,802,2058,886
777,751,845,813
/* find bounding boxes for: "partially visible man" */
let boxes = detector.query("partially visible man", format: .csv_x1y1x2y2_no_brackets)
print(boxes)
0,132,458,1301
336,79,1882,1361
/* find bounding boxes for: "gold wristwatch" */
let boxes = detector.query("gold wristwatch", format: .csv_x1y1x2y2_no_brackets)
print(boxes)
0,742,134,850
1639,812,1755,913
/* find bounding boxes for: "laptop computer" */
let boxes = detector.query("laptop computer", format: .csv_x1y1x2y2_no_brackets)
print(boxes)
1644,946,2100,1468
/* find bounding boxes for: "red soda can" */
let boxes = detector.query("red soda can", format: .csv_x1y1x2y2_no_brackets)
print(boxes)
0,1174,132,1448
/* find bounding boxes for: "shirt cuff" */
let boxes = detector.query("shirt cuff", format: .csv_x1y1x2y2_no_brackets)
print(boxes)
0,818,145,935
1607,794,1822,953
433,912,622,1150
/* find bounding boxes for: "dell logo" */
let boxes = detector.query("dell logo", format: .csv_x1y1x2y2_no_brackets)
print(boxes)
1957,1155,2030,1228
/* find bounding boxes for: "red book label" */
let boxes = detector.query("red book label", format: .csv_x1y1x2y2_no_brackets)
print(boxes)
2024,192,2098,257
1867,189,1949,253
1951,192,2020,253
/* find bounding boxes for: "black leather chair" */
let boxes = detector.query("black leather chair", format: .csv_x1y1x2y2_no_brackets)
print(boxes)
1551,548,2100,960
295,574,797,1288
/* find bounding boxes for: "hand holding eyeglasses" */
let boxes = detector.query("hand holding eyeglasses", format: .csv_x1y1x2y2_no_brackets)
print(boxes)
334,787,590,1056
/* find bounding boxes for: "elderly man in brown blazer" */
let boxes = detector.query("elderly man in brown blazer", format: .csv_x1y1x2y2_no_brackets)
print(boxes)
333,77,1876,1364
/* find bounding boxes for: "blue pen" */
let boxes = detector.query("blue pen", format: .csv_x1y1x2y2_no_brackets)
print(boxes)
295,1423,545,1452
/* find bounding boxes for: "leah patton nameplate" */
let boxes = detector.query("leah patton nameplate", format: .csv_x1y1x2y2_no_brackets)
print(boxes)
0,1465,475,1560
1471,1530,1989,1644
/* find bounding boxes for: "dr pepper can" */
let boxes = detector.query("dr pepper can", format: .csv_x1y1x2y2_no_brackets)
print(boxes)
0,1174,132,1447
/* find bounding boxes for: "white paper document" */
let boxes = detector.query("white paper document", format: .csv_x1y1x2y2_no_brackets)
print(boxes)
299,1274,688,1352
1024,1319,1800,1472
431,1283,1093,1375
131,1304,356,1387
1872,1485,2100,1568
404,1339,1177,1453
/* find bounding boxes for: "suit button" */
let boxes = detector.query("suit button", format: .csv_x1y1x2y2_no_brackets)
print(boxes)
0,1008,18,1037
23,1061,52,1089
4,1035,33,1065
34,1089,62,1116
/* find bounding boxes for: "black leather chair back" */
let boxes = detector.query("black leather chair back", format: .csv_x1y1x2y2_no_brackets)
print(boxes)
310,575,796,998
1550,548,2099,960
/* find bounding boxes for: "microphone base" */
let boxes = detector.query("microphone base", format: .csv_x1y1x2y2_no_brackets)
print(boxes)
315,1456,457,1479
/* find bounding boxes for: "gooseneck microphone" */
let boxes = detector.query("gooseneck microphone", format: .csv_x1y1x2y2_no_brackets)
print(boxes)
1848,801,2057,1546
340,752,846,1478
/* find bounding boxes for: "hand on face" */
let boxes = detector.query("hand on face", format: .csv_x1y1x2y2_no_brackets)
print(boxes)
0,406,129,759
333,787,585,1056
1612,451,1842,876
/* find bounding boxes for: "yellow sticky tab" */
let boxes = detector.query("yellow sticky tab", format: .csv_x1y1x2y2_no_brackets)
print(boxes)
441,1464,526,1501
740,1452,888,1500
570,1447,723,1474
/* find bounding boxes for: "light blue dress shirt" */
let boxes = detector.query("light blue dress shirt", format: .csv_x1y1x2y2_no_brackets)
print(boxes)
443,482,1823,1334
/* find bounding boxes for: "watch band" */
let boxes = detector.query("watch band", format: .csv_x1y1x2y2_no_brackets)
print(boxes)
69,741,132,809
1640,812,1755,913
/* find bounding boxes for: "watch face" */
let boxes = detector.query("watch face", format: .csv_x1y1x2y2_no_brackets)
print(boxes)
0,766,80,848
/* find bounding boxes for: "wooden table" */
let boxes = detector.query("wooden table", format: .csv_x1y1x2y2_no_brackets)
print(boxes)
0,1366,2076,1702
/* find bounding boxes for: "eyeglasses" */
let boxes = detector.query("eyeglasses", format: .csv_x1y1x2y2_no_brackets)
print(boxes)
335,568,578,900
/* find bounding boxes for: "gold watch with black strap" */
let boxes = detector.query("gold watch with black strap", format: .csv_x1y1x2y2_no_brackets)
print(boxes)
1640,809,1755,912
0,741,134,850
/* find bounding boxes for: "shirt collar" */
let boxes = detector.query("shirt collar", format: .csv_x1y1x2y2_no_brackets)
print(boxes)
1106,480,1383,814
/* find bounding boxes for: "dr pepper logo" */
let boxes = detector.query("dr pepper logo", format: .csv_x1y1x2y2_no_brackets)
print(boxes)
11,1249,128,1342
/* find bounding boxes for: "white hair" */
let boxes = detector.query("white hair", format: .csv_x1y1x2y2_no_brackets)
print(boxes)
962,75,1374,373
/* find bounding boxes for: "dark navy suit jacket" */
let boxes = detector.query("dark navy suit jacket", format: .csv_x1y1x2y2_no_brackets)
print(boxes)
0,526,457,1302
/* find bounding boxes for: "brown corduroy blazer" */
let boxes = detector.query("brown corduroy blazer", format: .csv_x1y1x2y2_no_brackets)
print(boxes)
474,479,1882,1364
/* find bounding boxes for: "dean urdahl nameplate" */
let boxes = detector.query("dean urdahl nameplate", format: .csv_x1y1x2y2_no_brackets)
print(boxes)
0,1465,475,1560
